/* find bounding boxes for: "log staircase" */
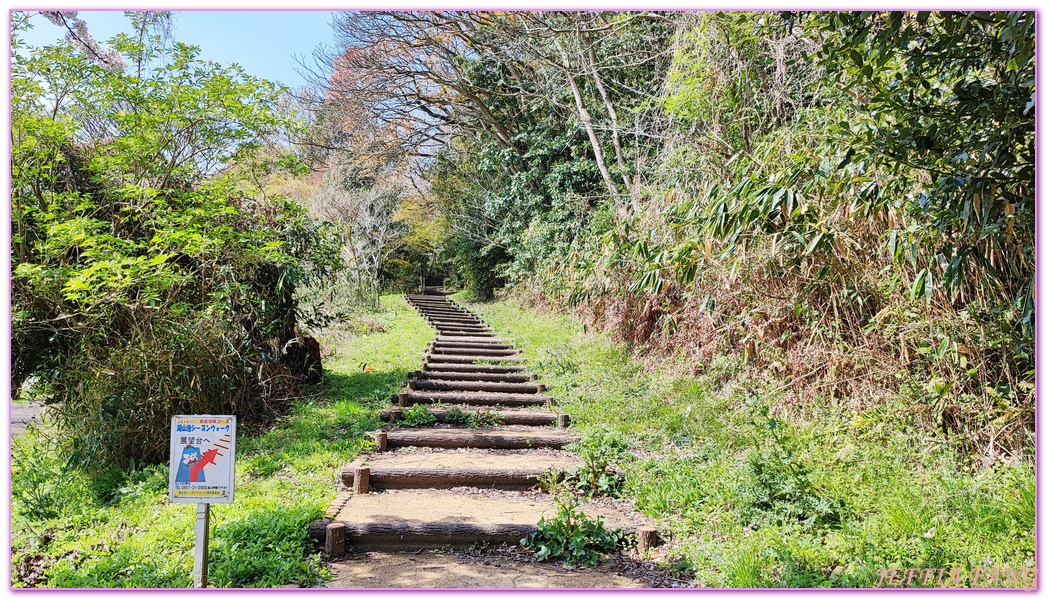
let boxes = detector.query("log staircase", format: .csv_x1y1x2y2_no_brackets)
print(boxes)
311,288,656,559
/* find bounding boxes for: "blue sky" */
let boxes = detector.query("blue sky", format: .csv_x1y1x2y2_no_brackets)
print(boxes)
15,10,338,88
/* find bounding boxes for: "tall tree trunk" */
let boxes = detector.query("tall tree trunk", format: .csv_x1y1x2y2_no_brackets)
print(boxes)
581,29,632,196
552,38,619,201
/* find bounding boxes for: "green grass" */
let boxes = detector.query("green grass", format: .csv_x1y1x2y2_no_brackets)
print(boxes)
459,293,1035,588
10,294,433,588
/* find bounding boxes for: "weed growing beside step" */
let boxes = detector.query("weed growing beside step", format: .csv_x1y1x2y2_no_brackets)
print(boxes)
394,405,505,428
397,404,438,427
520,495,631,567
447,408,502,427
561,430,631,498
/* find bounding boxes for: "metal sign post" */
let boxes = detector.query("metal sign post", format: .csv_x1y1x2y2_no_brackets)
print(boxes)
169,415,236,589
193,503,210,588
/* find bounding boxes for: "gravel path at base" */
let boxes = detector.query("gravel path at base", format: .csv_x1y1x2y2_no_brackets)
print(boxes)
326,551,649,588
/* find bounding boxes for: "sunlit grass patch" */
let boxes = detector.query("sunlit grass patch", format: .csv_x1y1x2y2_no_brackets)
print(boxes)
11,294,433,588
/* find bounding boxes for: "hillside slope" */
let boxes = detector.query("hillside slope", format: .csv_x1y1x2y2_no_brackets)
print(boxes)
461,292,1034,588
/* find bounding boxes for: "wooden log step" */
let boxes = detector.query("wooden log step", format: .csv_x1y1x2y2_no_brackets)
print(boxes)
423,362,527,373
431,322,490,329
410,370,534,383
406,296,451,302
429,343,513,352
435,331,495,338
408,300,461,307
435,331,494,338
435,335,511,344
430,341,514,350
380,408,559,425
431,327,489,333
311,520,642,553
340,466,563,490
385,428,578,450
430,327,489,333
415,306,466,313
420,305,473,312
421,310,477,317
400,391,552,407
312,521,535,552
426,316,482,324
430,322,488,330
427,346,519,357
313,489,644,552
428,322,486,329
425,353,524,363
343,451,578,484
433,332,498,341
413,306,466,313
411,379,544,394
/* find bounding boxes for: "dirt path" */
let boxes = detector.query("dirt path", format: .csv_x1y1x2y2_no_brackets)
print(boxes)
327,551,651,588
11,402,45,436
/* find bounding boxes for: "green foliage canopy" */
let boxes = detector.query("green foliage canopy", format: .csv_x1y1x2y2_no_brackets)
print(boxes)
11,13,344,469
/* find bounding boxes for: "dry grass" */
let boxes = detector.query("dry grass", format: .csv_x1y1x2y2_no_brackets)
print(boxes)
519,237,1033,468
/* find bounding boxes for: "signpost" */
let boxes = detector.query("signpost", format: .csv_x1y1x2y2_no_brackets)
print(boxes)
168,415,236,588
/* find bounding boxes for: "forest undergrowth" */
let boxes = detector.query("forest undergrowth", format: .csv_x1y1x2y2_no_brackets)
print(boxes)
462,292,1035,588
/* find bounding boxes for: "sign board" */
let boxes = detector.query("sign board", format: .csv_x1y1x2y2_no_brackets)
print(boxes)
168,415,236,504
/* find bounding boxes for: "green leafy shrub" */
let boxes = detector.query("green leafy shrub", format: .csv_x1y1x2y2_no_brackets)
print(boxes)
520,497,630,567
564,429,631,498
11,433,80,521
88,461,166,506
10,17,346,470
443,407,470,425
246,454,286,478
738,405,843,531
447,238,507,301
467,410,501,427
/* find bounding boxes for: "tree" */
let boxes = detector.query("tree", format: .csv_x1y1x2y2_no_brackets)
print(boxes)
318,11,677,298
11,12,344,468
37,10,127,71
310,155,407,307
809,10,1035,371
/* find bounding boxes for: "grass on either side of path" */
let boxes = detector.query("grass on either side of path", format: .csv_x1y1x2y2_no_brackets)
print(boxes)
458,292,1035,589
10,294,433,588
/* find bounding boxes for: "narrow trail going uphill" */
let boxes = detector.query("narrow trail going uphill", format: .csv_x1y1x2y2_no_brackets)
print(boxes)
312,288,660,587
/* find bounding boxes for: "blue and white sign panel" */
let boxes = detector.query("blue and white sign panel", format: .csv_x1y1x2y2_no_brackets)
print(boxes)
168,415,236,504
